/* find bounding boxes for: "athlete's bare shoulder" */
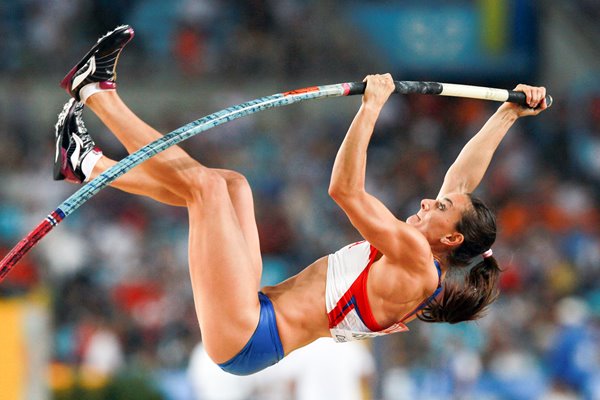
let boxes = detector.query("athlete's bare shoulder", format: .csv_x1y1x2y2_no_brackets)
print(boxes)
381,220,434,270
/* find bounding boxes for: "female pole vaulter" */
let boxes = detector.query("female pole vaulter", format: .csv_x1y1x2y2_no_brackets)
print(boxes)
54,25,549,375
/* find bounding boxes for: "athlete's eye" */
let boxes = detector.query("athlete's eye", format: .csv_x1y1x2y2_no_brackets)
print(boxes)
437,201,446,211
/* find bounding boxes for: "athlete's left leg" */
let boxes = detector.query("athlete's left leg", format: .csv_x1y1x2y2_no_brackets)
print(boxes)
92,154,262,272
55,96,264,274
92,156,186,206
56,104,266,364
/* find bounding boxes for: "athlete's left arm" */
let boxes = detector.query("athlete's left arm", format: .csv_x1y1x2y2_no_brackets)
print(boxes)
330,74,430,264
437,84,549,197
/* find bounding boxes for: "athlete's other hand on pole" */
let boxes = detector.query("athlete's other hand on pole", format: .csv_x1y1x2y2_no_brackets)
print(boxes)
499,84,549,117
362,74,396,109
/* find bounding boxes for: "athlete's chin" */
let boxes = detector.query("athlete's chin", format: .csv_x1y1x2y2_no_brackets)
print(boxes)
406,215,418,225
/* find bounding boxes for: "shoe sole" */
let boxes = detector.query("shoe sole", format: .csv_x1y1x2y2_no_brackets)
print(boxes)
60,25,134,97
53,99,77,180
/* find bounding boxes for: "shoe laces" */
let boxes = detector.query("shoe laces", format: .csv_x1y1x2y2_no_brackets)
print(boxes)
73,103,95,150
55,100,74,133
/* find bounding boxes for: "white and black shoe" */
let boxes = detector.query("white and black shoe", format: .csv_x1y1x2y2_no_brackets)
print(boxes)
60,24,134,101
54,99,102,183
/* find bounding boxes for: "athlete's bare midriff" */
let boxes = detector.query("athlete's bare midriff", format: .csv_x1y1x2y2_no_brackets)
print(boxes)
261,256,330,355
261,252,440,356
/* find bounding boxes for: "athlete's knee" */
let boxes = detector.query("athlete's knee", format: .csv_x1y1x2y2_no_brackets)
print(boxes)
186,168,229,200
219,170,251,192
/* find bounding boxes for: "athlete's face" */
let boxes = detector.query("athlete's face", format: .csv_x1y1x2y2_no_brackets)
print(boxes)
406,192,471,248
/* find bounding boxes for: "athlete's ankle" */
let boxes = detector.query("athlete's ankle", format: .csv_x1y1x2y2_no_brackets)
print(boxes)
88,155,110,182
81,148,103,182
79,82,117,104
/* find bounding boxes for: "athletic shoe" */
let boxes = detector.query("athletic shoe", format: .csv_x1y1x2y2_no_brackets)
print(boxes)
60,24,134,101
54,98,102,183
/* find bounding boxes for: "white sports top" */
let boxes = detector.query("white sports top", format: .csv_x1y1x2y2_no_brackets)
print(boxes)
326,241,442,343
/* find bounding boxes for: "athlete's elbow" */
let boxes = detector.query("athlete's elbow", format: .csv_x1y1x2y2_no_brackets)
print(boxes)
328,183,341,200
328,183,357,203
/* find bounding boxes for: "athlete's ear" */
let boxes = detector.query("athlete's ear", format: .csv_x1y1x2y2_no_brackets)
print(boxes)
441,232,464,248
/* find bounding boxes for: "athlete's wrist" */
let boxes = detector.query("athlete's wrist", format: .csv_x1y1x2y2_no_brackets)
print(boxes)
495,104,521,122
360,100,385,116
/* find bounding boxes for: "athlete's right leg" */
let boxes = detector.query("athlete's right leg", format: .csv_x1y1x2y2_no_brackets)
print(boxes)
85,91,201,201
184,170,264,363
57,28,267,356
59,24,199,202
58,25,262,273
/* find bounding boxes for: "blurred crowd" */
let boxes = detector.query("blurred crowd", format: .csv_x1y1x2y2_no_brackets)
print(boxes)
1,1,600,400
0,0,375,80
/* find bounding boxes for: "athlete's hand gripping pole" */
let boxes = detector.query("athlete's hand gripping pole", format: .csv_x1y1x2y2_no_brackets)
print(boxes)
345,81,553,108
0,80,552,281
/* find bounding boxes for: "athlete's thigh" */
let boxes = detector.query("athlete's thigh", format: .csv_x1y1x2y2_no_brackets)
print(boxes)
186,173,261,362
213,168,262,273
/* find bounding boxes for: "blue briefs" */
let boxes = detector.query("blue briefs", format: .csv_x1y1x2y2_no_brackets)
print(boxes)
218,292,284,376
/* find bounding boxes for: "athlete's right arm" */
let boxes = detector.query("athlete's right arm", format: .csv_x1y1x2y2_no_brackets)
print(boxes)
437,84,548,197
329,74,430,265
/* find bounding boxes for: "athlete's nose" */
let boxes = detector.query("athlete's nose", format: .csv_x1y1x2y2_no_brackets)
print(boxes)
420,199,429,211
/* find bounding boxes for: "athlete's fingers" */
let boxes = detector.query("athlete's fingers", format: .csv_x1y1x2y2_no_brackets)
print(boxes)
519,84,535,108
514,84,546,109
533,86,546,108
528,87,541,108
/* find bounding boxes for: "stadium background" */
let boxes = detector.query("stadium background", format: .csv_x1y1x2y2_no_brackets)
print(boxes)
1,0,600,399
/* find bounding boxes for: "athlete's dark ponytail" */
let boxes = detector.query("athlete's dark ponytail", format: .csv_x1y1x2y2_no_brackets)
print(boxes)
418,195,501,324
